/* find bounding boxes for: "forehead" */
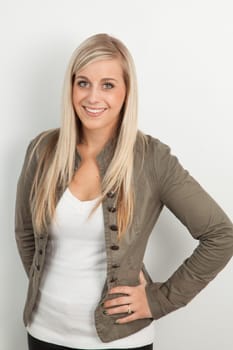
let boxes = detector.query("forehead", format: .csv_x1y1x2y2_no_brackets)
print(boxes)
76,58,124,80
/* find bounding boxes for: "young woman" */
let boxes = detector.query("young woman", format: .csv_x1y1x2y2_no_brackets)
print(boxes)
15,33,233,350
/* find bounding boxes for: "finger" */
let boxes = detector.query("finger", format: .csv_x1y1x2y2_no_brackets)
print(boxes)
108,286,132,295
105,304,131,315
104,296,131,308
115,312,136,324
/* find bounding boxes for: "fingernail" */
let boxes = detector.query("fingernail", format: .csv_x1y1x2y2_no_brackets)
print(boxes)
103,310,108,315
114,320,119,324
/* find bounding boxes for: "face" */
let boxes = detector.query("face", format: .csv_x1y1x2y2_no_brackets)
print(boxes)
72,58,126,137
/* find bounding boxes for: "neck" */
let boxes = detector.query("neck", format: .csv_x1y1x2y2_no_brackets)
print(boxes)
79,126,118,157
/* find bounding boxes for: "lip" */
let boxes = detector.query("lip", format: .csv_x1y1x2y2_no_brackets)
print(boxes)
83,106,107,117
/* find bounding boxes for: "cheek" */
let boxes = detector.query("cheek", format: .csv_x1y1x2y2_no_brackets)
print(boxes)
72,89,83,108
72,88,77,104
112,90,126,109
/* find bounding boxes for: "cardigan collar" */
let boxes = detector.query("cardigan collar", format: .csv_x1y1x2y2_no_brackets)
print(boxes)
74,135,118,178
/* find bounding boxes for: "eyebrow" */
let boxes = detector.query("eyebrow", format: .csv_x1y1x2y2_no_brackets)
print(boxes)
75,75,118,82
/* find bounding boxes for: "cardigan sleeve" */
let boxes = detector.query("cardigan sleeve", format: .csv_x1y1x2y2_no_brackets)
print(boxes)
14,130,49,277
145,139,233,320
15,139,37,277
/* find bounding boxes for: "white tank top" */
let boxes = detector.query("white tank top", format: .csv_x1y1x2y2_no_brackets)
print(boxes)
27,188,155,348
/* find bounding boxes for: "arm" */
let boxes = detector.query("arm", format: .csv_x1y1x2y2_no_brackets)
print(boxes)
14,138,39,278
145,140,233,319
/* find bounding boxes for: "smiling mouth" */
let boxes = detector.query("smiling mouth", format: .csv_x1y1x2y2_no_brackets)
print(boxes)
83,106,107,117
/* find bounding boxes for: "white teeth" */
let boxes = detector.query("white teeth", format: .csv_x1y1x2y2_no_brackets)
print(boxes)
85,107,105,113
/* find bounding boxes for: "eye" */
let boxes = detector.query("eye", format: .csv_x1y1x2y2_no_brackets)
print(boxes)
103,82,114,89
77,80,89,88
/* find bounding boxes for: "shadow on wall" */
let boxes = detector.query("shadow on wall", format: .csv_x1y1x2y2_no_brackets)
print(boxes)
4,40,76,350
144,206,197,282
2,143,28,349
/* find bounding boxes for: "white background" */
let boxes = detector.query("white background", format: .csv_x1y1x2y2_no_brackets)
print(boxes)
1,1,233,349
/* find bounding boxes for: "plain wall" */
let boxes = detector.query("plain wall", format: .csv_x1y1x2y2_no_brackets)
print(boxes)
1,0,233,349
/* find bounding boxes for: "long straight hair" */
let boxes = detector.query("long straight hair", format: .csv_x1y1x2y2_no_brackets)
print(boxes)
29,33,147,239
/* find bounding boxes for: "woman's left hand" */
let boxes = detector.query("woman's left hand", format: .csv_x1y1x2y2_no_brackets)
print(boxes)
103,270,153,324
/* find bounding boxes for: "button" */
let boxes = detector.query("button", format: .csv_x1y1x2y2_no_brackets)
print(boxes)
112,263,120,268
109,224,118,231
107,191,115,198
39,249,43,255
110,245,119,250
110,277,118,282
36,264,40,271
108,206,116,213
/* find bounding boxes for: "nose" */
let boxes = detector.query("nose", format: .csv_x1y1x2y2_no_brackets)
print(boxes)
86,86,101,105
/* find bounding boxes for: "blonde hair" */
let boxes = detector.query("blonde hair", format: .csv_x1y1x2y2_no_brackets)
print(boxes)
29,33,147,239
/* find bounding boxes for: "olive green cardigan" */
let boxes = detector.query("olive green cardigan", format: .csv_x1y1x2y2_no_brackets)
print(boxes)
15,129,233,342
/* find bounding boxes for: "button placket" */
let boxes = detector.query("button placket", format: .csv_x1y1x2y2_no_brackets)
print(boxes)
107,206,116,213
109,224,118,231
112,263,120,268
35,235,42,271
110,244,119,250
107,190,115,198
35,233,47,272
106,192,120,285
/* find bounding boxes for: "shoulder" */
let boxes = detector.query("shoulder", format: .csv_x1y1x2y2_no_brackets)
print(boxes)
134,131,181,181
28,128,60,155
135,130,171,159
22,128,60,174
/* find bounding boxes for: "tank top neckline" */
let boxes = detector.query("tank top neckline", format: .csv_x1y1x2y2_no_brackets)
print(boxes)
66,187,101,204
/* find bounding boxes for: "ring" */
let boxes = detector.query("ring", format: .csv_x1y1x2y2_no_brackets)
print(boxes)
127,304,132,314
